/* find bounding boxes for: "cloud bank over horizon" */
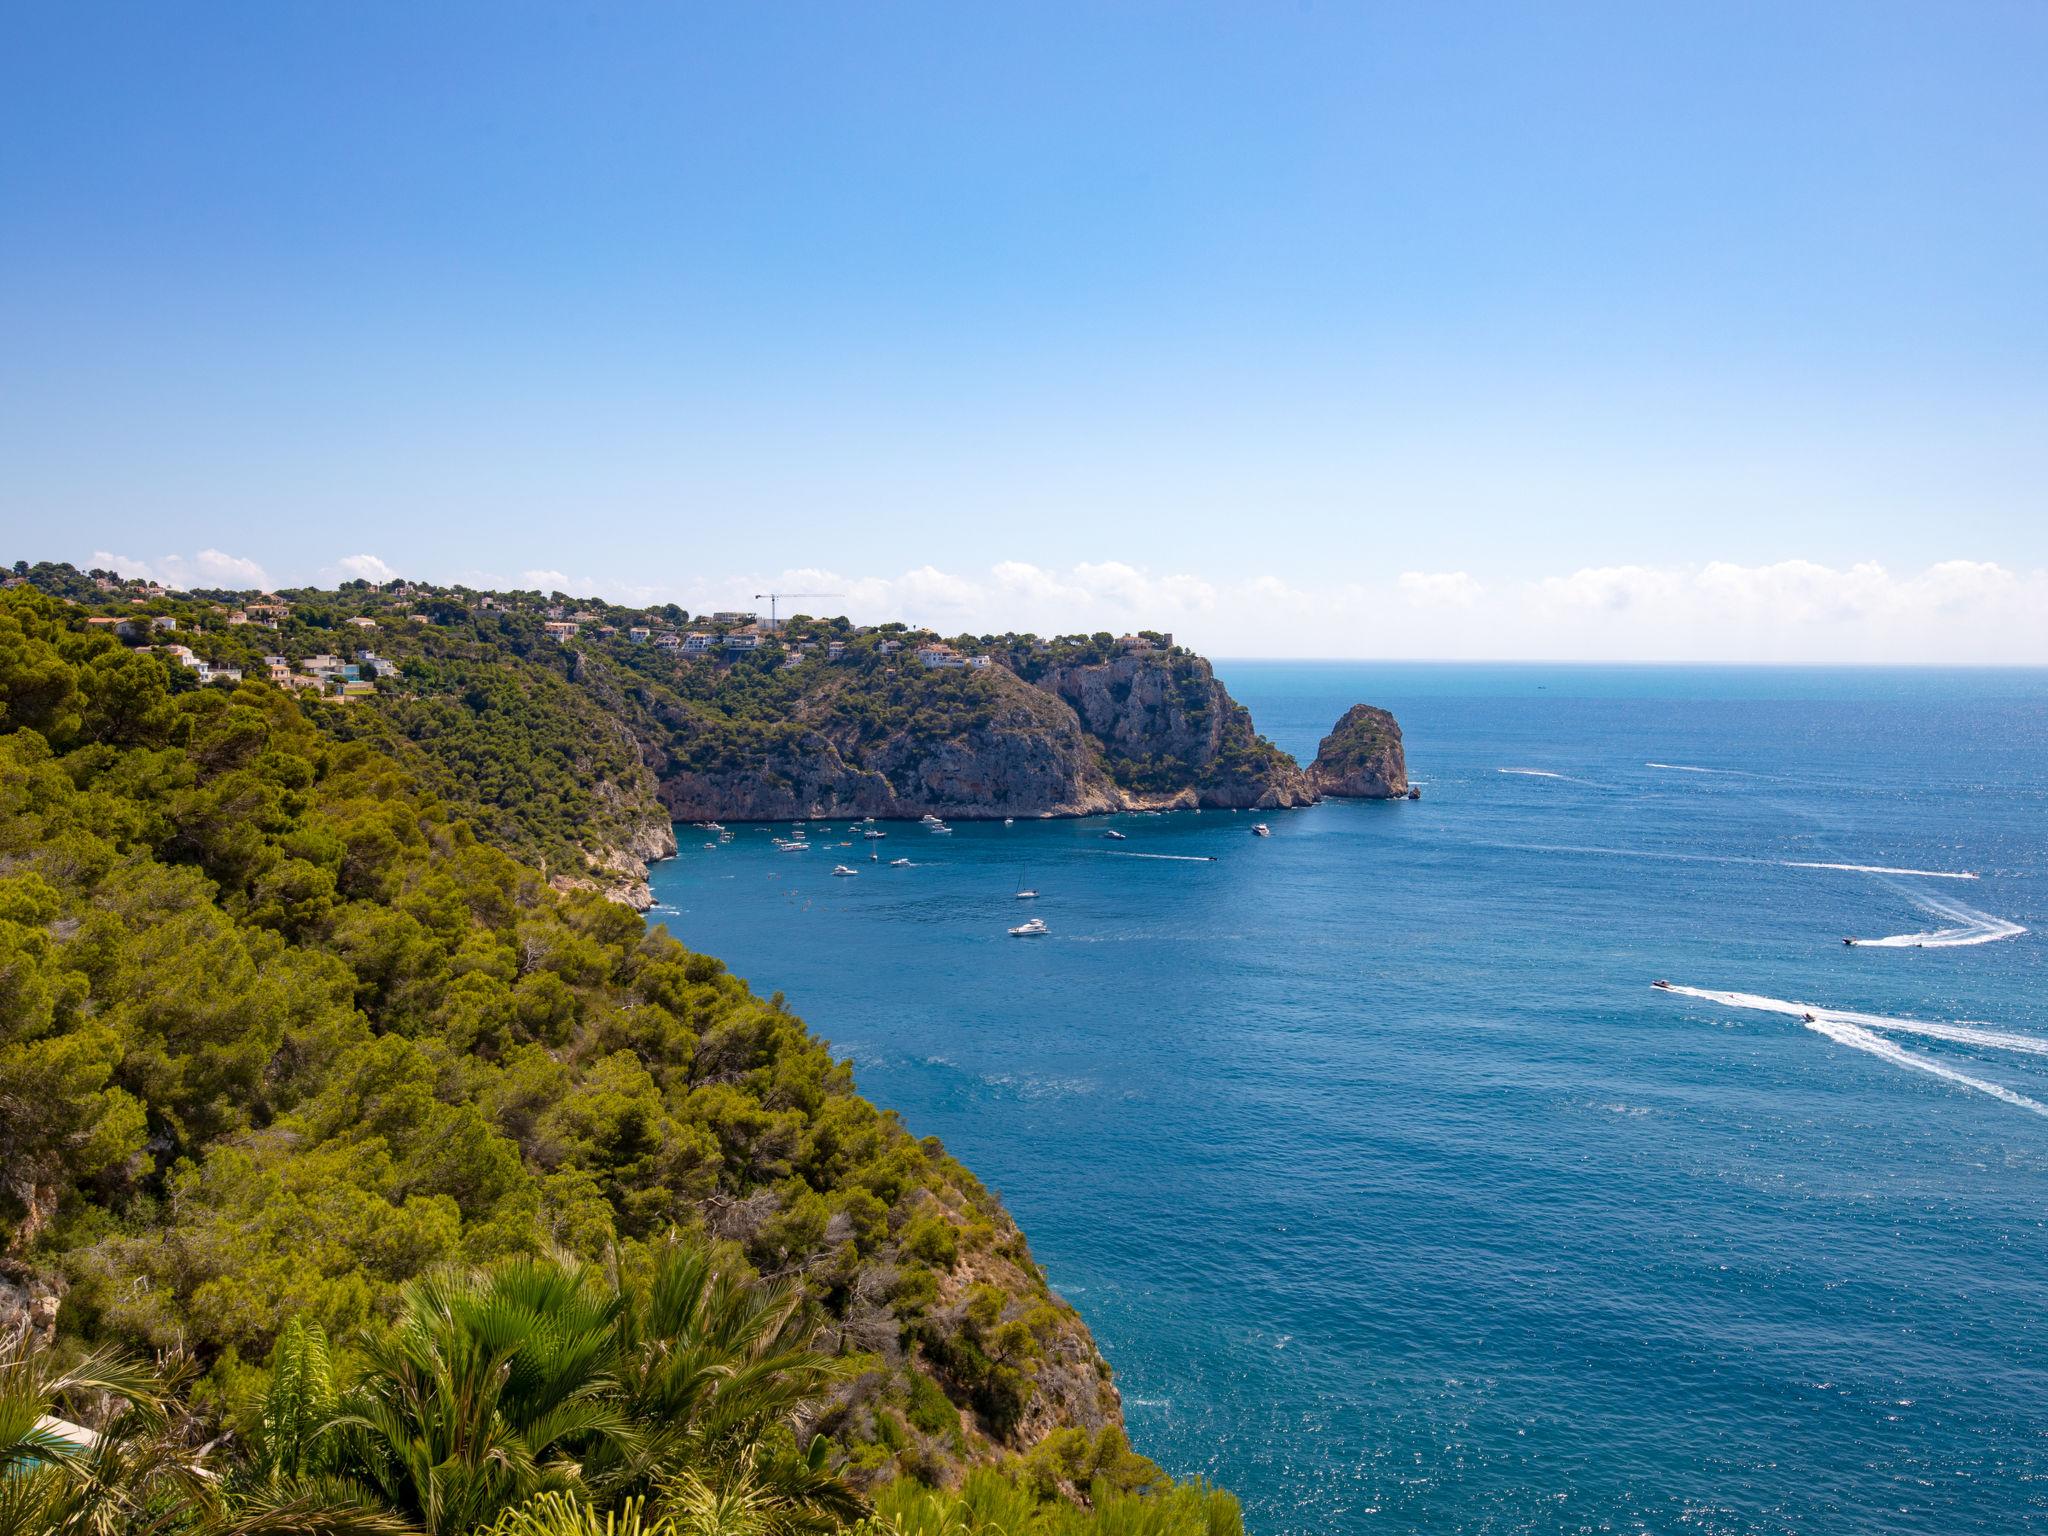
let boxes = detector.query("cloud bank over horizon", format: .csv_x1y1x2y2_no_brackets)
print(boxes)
76,547,2048,665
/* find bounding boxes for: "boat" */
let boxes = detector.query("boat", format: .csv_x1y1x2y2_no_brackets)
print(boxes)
831,865,857,877
1102,830,1126,841
1802,1012,1817,1023
1004,817,1014,826
864,829,887,839
1842,937,1857,947
1251,823,1271,837
1016,889,1038,900
1651,979,1671,989
921,814,943,825
776,841,809,852
929,824,952,834
890,857,912,867
1008,918,1048,937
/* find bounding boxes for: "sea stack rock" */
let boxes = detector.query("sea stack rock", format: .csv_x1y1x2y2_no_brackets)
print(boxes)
1306,704,1409,799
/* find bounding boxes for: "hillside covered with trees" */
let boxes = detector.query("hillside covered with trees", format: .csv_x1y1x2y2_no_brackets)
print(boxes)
5,564,1314,910
0,584,1240,1533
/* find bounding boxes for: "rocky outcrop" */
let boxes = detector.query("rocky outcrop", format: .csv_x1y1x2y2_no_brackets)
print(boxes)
657,669,1124,822
1305,703,1408,798
1033,650,1314,810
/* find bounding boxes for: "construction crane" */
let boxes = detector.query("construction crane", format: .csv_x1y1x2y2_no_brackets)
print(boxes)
753,592,842,630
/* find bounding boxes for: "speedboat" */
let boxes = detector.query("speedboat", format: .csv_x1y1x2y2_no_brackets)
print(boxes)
864,829,887,839
1004,817,1015,826
921,814,943,825
929,824,952,834
890,857,912,867
831,865,857,877
1802,1012,1817,1023
1102,829,1126,841
1251,823,1271,837
1842,937,1857,947
1008,918,1048,937
1016,889,1038,900
1651,979,1671,989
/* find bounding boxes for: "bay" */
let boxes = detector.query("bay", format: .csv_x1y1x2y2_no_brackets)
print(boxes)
648,663,2048,1535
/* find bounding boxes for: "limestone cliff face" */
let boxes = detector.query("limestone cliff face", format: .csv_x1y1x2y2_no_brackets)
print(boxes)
1305,703,1408,799
656,669,1123,822
1036,650,1316,810
653,651,1311,821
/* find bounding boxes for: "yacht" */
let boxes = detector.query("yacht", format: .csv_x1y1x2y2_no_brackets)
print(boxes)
929,823,953,834
921,813,944,825
1101,829,1126,841
864,829,887,839
1004,817,1015,826
831,865,858,877
1008,917,1048,937
776,841,809,852
1251,823,1271,837
890,857,912,867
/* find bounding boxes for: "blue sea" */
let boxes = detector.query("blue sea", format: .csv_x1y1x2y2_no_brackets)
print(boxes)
647,663,2048,1536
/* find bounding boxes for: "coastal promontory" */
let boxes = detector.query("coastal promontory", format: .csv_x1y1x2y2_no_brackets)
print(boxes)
1305,702,1410,798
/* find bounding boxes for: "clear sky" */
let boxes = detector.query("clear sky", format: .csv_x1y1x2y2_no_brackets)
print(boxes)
4,2,2044,660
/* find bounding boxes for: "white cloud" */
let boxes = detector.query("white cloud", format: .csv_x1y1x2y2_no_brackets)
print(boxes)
88,547,270,590
1398,570,1483,608
334,553,399,583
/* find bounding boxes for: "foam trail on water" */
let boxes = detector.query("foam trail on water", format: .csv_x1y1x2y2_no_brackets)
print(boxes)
1646,762,1744,775
1785,860,1979,881
1103,852,1219,864
1498,767,1566,779
1661,985,2048,1116
1851,888,2025,948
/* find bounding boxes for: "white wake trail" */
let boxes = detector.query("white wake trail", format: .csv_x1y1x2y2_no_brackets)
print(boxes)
1660,985,2048,1117
1785,860,1979,881
1848,888,2025,948
1646,762,1745,775
1102,852,1219,863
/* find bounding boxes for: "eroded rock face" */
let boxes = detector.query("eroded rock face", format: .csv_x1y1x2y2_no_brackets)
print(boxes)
656,669,1123,822
651,652,1314,822
1036,651,1315,810
1305,703,1408,798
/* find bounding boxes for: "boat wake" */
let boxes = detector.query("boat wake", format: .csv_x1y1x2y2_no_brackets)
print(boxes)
1659,984,2048,1118
1497,767,1605,787
1849,889,2025,949
1785,860,1978,881
1646,762,1745,775
1103,851,1220,863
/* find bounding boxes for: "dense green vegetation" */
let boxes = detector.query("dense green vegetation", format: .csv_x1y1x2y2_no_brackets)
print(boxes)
0,587,1237,1531
3,1241,1238,1535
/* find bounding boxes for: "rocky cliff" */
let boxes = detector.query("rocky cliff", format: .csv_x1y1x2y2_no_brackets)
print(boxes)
1305,702,1409,798
1038,650,1316,810
652,650,1310,823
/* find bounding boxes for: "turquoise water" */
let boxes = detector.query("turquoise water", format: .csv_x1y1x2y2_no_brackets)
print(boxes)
647,663,2048,1535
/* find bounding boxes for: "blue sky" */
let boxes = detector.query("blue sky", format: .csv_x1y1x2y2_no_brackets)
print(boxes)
3,2,2044,659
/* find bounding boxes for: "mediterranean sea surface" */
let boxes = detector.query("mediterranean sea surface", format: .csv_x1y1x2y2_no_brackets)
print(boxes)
647,663,2048,1536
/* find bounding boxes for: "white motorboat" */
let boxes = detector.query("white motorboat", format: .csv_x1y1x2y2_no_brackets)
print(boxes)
1008,917,1048,936
831,865,858,877
1016,889,1038,899
890,857,912,867
1251,823,1271,837
1101,829,1126,841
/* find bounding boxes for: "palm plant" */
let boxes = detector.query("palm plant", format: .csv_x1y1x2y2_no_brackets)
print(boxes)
602,1236,857,1531
0,1327,198,1536
326,1258,630,1535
